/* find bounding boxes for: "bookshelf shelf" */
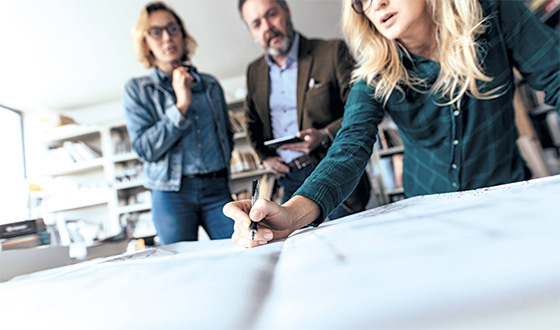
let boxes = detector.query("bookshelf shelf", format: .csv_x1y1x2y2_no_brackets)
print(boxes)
43,158,105,176
42,125,100,143
378,146,405,157
113,152,138,163
234,132,247,140
386,187,404,196
114,180,144,191
34,193,109,213
116,202,152,215
231,169,268,180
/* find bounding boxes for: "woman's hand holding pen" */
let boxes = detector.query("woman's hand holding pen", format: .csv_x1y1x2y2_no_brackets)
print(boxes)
223,196,321,248
172,64,195,114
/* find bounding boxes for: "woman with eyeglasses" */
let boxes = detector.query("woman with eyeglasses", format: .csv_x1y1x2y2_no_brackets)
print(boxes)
124,1,235,244
224,0,559,248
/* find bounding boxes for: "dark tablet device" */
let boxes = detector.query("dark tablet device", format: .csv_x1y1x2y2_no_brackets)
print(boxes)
264,135,303,149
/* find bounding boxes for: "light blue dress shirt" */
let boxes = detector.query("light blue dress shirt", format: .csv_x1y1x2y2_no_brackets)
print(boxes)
265,33,304,164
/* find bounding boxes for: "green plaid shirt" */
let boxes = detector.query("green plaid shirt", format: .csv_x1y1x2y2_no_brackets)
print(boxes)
297,0,560,221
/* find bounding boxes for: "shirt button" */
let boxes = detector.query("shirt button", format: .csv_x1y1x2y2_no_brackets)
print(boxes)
453,140,459,145
453,110,460,116
195,115,199,120
196,129,200,134
452,182,458,187
451,164,457,169
197,144,201,148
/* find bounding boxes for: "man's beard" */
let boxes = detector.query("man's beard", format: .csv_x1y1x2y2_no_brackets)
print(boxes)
265,19,295,57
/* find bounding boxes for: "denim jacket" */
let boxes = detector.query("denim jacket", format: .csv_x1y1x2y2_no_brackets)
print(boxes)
123,68,234,191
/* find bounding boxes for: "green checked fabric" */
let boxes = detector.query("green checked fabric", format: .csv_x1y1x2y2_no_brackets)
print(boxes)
296,0,560,222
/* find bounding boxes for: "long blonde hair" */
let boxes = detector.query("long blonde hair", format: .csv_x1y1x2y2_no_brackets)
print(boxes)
342,0,502,107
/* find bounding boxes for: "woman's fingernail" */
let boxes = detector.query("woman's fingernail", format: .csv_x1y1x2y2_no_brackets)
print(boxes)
251,209,262,219
264,233,273,240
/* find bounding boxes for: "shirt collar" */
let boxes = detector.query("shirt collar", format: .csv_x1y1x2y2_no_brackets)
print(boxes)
265,32,300,69
154,66,171,85
152,64,203,92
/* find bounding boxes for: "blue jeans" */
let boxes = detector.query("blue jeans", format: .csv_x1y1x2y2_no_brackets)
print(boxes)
278,164,350,220
151,176,234,245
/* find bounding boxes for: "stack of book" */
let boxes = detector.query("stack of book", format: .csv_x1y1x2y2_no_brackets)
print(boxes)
230,149,261,174
0,218,51,251
229,111,247,135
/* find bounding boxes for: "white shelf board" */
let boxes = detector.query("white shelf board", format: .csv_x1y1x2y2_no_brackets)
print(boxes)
234,132,247,140
378,146,404,157
43,158,105,176
114,180,145,190
386,187,404,195
231,168,268,180
116,202,152,215
33,193,109,213
42,125,100,143
113,152,138,163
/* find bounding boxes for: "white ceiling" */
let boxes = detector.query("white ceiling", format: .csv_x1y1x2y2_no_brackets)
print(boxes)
0,0,344,113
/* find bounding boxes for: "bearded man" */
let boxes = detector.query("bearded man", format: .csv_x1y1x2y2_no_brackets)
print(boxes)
238,0,370,219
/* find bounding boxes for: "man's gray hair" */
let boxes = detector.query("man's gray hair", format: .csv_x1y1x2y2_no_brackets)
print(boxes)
237,0,289,14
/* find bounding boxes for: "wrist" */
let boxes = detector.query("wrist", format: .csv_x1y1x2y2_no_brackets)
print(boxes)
176,101,190,114
321,129,332,148
283,195,321,230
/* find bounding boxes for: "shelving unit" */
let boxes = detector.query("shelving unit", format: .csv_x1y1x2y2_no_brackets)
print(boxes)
513,0,560,177
29,124,116,243
231,168,268,181
30,100,272,243
367,116,405,205
227,100,273,199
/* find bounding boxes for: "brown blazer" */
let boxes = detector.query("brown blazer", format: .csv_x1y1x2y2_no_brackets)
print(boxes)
244,35,370,213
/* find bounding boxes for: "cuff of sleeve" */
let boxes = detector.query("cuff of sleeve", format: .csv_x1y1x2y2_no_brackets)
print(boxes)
166,105,189,129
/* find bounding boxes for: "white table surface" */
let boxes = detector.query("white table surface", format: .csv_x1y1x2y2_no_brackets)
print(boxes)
1,175,559,330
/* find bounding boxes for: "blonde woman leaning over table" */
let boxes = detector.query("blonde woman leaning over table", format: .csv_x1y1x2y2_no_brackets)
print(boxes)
224,0,560,248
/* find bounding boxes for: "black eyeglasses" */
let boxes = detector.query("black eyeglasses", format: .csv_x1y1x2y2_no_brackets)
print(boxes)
146,22,181,39
351,0,372,15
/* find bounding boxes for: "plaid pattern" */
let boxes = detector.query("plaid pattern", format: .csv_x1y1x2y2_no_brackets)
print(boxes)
297,0,560,221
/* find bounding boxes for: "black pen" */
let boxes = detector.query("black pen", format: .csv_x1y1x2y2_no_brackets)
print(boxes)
250,179,259,241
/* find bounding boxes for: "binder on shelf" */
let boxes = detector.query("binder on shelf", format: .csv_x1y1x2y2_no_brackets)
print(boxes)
0,218,51,251
0,218,45,239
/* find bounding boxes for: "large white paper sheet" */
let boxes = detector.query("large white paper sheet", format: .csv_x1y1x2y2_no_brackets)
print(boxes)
0,176,559,329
